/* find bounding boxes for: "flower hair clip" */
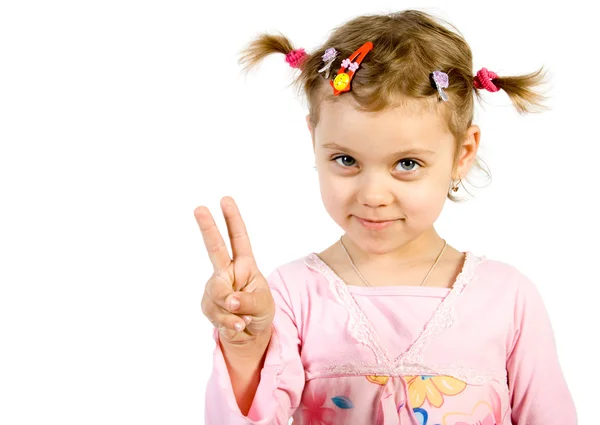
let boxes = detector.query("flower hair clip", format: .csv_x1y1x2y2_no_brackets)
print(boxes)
431,70,449,102
341,58,360,72
318,48,339,79
330,41,374,96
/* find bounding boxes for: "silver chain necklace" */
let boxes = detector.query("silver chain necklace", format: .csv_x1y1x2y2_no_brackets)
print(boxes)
339,235,447,287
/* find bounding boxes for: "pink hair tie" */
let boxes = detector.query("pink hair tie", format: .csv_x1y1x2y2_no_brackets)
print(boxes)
285,48,307,69
474,67,500,92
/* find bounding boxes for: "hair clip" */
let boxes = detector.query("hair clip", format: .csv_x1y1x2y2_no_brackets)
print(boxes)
431,70,449,101
330,41,374,96
318,48,339,79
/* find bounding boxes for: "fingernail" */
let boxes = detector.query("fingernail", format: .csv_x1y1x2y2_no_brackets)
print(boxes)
229,297,240,311
242,315,252,325
234,322,244,331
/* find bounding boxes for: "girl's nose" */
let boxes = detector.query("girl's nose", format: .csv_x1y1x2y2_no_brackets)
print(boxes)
356,176,394,208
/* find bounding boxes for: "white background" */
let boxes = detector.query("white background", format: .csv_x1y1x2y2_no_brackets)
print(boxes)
1,0,597,423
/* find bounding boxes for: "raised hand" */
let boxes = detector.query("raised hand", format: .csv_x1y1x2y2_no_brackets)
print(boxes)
195,196,275,345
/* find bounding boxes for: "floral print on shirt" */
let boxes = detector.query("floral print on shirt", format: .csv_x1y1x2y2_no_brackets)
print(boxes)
405,375,467,408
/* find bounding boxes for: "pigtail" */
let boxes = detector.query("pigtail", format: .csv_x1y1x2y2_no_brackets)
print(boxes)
238,32,307,75
496,66,549,114
475,66,549,114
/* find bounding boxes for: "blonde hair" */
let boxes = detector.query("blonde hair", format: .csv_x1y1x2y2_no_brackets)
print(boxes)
238,10,548,201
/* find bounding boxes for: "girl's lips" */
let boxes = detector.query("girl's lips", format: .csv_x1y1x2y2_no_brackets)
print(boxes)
355,216,398,230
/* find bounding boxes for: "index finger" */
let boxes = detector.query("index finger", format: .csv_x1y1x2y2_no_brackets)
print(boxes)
194,206,231,271
221,196,255,261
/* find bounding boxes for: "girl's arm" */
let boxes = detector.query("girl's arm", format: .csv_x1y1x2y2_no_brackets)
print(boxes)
205,269,305,425
506,273,577,424
219,327,273,416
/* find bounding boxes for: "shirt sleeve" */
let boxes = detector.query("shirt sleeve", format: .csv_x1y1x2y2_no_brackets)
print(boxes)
506,272,577,425
205,268,305,425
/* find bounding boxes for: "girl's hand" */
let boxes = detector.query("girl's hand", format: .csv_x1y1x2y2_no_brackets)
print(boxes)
195,196,275,345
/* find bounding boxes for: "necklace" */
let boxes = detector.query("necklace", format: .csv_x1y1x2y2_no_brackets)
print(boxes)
338,235,447,287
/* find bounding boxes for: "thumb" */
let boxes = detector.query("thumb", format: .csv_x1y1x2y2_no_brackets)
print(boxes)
225,285,274,317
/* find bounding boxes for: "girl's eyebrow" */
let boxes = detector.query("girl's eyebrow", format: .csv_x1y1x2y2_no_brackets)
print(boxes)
320,142,436,157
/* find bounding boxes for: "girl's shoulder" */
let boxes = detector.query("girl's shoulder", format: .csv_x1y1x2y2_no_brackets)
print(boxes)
264,252,327,288
466,254,544,306
472,254,535,285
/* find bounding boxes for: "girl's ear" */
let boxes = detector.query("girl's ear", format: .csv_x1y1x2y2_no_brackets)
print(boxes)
306,114,315,148
454,124,481,178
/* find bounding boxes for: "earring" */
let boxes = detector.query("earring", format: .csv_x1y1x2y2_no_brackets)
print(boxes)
451,178,462,192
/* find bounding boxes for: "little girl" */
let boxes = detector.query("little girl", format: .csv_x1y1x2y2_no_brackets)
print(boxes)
196,9,577,425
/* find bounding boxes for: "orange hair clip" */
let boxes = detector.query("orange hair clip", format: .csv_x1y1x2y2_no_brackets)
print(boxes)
330,41,374,96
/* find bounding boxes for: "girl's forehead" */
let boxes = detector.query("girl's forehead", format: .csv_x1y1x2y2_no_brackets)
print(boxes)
316,99,450,144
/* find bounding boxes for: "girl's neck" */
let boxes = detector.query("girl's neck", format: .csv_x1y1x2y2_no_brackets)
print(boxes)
339,227,447,269
316,228,465,288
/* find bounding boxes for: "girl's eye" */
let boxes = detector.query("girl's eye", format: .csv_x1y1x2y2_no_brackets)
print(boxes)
333,155,356,167
396,159,421,173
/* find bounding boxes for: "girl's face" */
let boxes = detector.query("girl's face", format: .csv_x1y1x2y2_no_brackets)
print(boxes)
308,98,478,255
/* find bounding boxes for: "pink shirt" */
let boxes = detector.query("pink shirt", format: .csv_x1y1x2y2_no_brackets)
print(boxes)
205,251,577,424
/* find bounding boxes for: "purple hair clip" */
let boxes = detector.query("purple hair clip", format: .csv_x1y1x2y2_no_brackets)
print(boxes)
432,70,449,102
318,47,339,78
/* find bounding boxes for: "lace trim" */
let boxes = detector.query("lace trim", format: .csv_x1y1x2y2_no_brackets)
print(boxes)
304,253,391,365
398,253,487,364
302,251,503,389
304,251,486,366
304,360,507,387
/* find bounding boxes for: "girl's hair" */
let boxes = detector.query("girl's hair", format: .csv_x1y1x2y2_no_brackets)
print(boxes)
238,10,548,201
